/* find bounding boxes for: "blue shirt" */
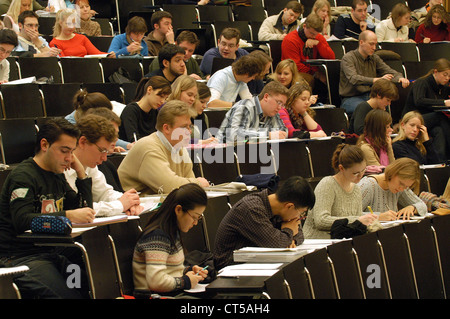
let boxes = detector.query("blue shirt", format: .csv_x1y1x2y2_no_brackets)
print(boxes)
199,47,248,75
108,33,149,57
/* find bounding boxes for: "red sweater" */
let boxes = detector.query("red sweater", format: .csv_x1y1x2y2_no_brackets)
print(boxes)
49,33,105,57
281,29,335,74
415,23,450,43
278,107,323,138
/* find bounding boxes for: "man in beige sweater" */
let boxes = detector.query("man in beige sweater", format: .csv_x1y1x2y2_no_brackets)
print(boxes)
118,100,209,195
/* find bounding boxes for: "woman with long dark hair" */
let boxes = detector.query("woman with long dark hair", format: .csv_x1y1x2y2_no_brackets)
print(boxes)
357,109,395,166
132,183,208,297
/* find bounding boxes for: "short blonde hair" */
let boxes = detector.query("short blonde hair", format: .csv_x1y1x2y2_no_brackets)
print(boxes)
156,100,196,131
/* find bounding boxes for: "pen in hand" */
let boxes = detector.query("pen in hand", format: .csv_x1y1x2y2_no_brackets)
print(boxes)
196,265,209,275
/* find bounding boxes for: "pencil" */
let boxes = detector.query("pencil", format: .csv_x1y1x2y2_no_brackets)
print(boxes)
368,206,374,214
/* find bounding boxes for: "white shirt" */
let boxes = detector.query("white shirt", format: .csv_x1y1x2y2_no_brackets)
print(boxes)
207,66,253,105
64,166,125,217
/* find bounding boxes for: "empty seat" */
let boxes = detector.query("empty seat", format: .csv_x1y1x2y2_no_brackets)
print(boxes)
202,196,231,252
82,82,125,104
417,42,450,61
0,118,36,165
313,107,348,135
6,57,20,81
262,270,290,299
303,248,339,299
282,256,313,299
376,226,418,299
60,58,104,83
87,36,114,53
40,83,82,117
402,219,445,299
379,42,419,62
18,57,63,83
307,138,343,177
101,58,143,83
0,83,45,118
327,240,365,299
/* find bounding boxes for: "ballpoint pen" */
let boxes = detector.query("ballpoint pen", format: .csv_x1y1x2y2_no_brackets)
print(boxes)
196,265,209,275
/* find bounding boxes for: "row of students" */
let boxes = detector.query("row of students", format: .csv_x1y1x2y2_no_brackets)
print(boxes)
304,144,427,239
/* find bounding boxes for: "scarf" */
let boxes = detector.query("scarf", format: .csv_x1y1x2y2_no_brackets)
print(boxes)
297,27,314,59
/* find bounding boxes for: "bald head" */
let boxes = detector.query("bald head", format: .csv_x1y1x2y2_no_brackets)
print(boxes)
358,30,377,58
359,30,376,42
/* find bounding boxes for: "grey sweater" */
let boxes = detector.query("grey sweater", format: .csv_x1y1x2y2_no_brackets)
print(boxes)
303,176,363,239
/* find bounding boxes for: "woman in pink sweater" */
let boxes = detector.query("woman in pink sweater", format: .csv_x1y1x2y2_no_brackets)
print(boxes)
278,82,326,138
49,8,115,57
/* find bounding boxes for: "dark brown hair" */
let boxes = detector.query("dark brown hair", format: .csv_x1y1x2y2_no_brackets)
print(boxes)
331,144,366,172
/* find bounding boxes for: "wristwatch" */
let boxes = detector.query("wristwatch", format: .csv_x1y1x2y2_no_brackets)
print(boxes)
39,43,46,49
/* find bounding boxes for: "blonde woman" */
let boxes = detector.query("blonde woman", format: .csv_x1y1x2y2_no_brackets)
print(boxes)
302,0,331,38
269,59,302,89
269,59,318,104
358,158,427,220
4,0,32,33
393,111,440,164
49,8,115,57
167,74,198,108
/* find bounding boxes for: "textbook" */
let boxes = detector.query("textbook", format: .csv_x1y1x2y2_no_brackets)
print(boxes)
233,239,342,263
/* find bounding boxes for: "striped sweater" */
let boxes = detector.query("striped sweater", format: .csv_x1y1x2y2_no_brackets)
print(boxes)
132,228,191,293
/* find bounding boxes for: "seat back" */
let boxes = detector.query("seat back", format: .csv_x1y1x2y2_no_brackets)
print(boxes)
271,140,312,180
376,226,418,299
263,270,290,299
417,42,450,61
107,219,142,296
101,58,143,83
18,57,63,83
282,257,313,299
202,196,231,252
327,240,365,299
351,232,391,299
303,248,339,299
40,83,82,117
60,58,104,83
313,107,348,135
402,219,446,299
0,83,45,118
307,138,343,178
380,42,419,62
431,215,450,297
0,118,36,165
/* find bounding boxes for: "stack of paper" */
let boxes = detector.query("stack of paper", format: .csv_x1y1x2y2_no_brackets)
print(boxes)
233,239,341,263
218,263,283,278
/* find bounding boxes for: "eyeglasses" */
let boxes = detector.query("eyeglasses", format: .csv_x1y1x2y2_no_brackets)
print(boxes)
269,94,286,108
186,210,203,222
218,41,237,49
352,167,367,176
93,142,109,155
179,124,194,131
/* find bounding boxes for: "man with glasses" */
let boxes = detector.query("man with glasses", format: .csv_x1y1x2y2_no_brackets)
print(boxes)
200,27,249,77
0,118,95,298
214,176,316,270
64,114,143,216
258,0,303,41
215,81,289,143
13,11,60,57
207,54,264,109
118,100,209,195
0,28,17,84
